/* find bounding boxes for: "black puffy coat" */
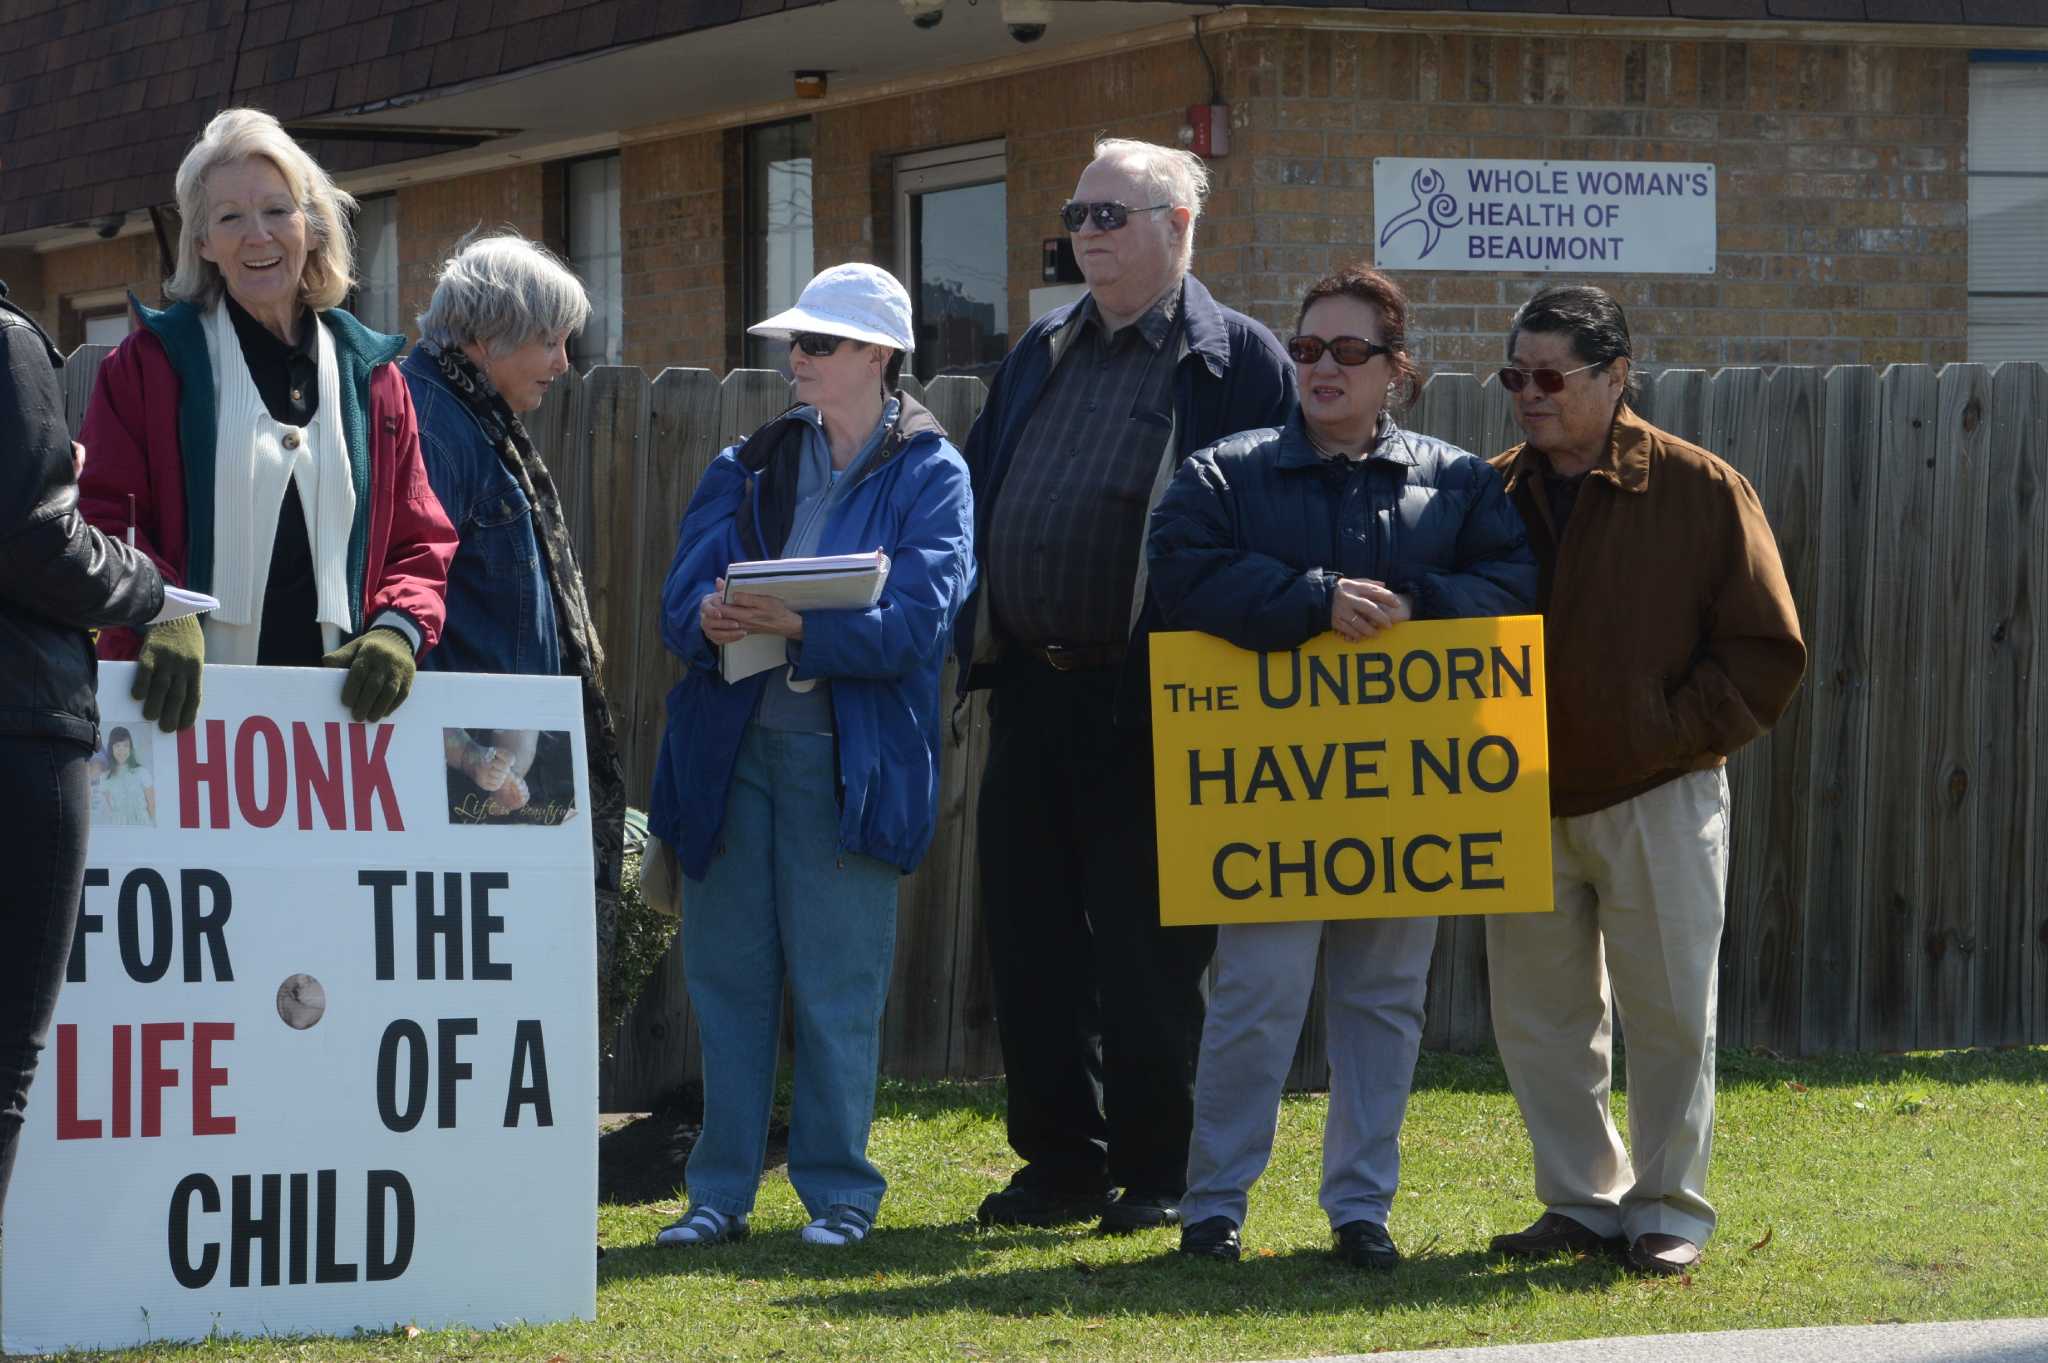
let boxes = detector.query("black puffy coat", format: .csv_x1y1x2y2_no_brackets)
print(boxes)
1147,412,1537,651
0,285,162,747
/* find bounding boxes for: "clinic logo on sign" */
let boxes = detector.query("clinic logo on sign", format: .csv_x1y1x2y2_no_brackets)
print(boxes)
1378,167,1460,260
1371,158,1716,276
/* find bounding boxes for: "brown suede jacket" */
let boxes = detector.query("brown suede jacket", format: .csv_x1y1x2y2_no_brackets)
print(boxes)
1492,405,1806,817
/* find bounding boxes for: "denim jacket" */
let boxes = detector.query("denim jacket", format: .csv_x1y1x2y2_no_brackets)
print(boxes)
401,346,560,676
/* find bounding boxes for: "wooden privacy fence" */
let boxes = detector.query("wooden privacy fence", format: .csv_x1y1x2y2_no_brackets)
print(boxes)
60,350,2048,1107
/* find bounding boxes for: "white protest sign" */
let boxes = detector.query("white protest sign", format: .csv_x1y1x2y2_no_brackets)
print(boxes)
0,665,597,1355
1374,158,1716,273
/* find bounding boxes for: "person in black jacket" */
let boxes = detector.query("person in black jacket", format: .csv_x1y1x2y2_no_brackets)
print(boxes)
960,138,1295,1236
1147,265,1537,1267
0,282,164,1219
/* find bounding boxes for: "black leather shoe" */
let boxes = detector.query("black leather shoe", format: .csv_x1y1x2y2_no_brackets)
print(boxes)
1178,1215,1241,1261
1098,1189,1182,1234
1333,1219,1399,1270
1629,1232,1701,1276
1489,1212,1625,1260
976,1183,1107,1228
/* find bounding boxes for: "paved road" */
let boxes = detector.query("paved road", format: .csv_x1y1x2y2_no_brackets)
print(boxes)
1259,1318,2048,1363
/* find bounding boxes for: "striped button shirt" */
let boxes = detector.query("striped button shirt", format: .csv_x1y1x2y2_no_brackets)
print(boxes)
985,286,1183,647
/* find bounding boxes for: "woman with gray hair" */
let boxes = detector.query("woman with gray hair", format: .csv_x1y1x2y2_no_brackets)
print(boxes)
402,231,627,1035
79,107,455,729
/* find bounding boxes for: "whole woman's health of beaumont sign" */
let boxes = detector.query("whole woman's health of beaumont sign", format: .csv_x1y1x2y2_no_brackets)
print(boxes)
1374,158,1717,274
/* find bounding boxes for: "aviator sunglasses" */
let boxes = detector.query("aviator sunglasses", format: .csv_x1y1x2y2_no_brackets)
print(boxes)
1496,360,1605,394
1060,199,1172,232
1287,335,1394,367
789,331,850,358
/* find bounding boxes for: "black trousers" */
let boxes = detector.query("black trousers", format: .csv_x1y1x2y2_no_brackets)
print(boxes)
976,667,1216,1196
0,734,90,1222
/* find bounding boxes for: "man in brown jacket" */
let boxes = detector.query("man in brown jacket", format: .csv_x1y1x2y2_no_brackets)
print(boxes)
1484,284,1804,1278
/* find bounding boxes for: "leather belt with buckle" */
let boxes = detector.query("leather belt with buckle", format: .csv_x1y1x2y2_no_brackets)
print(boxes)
1038,643,1126,672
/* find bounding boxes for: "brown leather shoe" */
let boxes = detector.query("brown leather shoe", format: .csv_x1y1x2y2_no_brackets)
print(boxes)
1629,1233,1701,1276
1488,1212,1624,1260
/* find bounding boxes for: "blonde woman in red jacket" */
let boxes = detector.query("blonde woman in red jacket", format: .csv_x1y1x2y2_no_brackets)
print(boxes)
79,108,454,731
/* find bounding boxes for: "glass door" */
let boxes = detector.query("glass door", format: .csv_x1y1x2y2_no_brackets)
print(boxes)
894,140,1007,383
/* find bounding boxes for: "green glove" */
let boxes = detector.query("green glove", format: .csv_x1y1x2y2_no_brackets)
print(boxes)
322,627,417,724
131,614,205,733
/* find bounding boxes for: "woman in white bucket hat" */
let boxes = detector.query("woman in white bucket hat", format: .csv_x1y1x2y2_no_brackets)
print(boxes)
648,263,976,1250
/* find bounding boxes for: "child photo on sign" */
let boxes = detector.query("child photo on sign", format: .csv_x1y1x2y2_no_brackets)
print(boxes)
93,725,157,827
442,727,578,826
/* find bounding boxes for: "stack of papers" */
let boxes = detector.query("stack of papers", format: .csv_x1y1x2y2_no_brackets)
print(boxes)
150,585,220,625
719,550,890,683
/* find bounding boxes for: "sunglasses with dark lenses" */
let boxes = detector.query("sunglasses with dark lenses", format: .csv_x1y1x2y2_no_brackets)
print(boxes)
1287,335,1394,367
1060,200,1172,232
1496,360,1605,394
789,331,849,358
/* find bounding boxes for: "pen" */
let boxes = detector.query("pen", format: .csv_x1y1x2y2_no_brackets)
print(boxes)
127,493,136,549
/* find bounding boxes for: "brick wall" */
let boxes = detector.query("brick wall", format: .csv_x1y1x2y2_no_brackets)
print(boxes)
394,164,550,339
14,19,1974,375
619,130,729,372
1211,25,1969,370
633,21,1968,376
811,40,1213,355
31,233,164,346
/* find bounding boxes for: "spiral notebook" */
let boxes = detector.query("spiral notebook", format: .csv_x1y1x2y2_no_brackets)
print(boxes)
719,550,890,683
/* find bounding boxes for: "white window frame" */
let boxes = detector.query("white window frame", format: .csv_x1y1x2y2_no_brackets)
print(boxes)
350,193,401,337
1967,56,2048,364
566,153,623,369
743,117,815,373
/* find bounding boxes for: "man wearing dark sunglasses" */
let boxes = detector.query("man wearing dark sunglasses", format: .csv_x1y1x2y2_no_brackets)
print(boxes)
956,137,1293,1238
1485,283,1805,1279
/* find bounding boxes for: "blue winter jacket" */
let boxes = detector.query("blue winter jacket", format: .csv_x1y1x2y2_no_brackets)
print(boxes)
956,272,1295,695
1147,412,1538,650
401,347,560,678
649,393,975,880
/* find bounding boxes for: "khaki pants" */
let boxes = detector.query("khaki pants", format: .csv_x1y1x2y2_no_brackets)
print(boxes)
1485,767,1730,1246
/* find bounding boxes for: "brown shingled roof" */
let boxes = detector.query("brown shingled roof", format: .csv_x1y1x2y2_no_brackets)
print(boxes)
0,0,2035,237
1227,0,2036,21
0,0,828,237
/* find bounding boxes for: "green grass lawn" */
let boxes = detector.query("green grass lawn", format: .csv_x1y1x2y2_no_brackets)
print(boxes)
55,1046,2048,1361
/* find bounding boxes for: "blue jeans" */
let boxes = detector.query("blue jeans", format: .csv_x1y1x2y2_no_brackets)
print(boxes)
681,725,899,1220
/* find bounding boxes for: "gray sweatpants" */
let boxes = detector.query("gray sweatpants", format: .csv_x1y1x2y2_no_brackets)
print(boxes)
1181,914,1438,1232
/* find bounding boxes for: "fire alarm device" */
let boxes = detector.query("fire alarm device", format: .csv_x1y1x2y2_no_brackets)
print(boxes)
1183,103,1230,158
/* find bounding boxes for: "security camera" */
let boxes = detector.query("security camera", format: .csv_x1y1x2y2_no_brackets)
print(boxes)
900,0,945,29
1002,0,1048,43
93,212,127,240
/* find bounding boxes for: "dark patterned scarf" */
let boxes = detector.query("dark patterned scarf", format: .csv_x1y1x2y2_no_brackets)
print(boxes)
428,340,627,1035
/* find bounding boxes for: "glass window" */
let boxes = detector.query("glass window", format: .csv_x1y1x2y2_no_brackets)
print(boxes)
744,119,814,372
567,154,623,368
1968,59,2048,363
349,193,400,336
82,312,130,347
895,141,1007,383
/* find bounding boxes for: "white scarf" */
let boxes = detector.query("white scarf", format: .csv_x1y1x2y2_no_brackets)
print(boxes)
200,301,355,664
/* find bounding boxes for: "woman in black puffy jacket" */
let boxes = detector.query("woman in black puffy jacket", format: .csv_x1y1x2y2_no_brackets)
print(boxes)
1147,264,1536,1269
0,284,163,1217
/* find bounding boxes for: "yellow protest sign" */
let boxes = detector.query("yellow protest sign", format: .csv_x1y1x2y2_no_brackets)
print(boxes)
1149,617,1553,926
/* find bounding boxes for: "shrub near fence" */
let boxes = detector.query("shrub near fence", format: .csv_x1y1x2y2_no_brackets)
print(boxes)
61,350,2048,1108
